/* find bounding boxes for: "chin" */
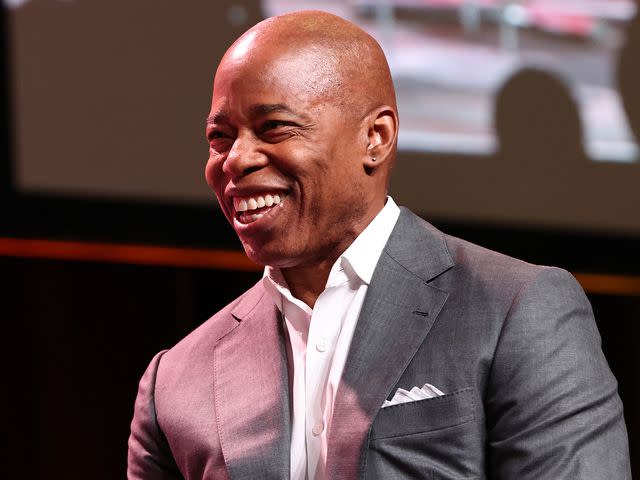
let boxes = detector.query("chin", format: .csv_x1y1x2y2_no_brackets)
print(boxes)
242,248,269,267
241,240,301,269
240,241,279,268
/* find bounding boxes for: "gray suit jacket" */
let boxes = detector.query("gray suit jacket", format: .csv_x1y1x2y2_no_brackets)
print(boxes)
128,208,631,479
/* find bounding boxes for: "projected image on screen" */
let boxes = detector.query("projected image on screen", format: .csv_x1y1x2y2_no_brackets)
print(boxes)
6,0,640,234
266,0,638,161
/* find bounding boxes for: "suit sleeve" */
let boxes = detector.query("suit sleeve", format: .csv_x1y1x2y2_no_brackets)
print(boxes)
128,350,184,480
486,267,631,479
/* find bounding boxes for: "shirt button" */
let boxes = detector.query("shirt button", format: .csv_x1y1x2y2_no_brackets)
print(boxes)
312,422,324,436
316,339,327,352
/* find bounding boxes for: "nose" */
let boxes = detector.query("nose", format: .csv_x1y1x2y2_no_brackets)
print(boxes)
222,130,268,179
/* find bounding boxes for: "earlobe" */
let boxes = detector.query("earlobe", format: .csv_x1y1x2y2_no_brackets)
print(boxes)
364,106,398,171
363,155,377,174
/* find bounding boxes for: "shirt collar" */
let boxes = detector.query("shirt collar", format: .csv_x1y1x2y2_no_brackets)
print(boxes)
263,196,400,301
337,196,400,285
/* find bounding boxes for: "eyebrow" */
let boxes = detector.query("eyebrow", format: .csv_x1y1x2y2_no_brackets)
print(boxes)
205,103,309,126
250,103,299,117
206,111,228,126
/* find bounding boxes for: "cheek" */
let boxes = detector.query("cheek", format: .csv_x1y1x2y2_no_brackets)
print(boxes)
204,154,224,192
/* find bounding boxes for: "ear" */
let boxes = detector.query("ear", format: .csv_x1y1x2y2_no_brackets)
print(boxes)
364,106,398,171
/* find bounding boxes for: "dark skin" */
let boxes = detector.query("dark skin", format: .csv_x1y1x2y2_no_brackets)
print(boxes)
205,11,399,307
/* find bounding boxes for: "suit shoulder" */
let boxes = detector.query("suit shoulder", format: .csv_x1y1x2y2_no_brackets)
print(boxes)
442,231,549,286
390,209,572,300
392,209,556,289
435,228,581,308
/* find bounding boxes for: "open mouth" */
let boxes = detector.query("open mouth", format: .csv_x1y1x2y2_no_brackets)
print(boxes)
233,192,286,225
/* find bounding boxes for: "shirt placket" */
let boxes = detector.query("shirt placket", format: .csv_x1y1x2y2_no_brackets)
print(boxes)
305,268,350,479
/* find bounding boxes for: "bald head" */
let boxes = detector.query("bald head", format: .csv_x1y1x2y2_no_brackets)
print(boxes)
221,10,397,120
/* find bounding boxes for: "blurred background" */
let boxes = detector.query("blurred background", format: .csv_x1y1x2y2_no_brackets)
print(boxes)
1,0,638,478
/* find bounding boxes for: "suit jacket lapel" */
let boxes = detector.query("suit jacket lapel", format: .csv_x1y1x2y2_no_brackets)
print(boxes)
214,286,291,480
327,209,454,478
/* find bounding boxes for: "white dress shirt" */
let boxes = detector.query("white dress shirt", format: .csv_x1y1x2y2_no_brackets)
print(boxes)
263,197,401,480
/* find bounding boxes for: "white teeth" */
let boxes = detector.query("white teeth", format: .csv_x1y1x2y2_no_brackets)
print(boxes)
234,193,285,213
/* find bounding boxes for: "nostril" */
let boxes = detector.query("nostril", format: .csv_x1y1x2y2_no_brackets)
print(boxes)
243,165,262,175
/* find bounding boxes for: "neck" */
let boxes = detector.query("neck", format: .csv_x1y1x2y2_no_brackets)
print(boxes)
281,257,337,309
280,196,388,308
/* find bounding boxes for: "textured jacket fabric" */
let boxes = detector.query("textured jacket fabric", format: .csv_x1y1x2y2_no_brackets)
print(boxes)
128,208,631,479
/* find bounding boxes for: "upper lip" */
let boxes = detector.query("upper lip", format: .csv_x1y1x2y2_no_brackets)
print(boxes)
225,184,289,199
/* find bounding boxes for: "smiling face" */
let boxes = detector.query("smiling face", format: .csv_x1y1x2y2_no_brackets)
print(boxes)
205,43,377,268
205,12,398,272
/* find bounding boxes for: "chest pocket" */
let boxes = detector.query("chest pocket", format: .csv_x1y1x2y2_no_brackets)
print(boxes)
370,387,476,440
366,388,481,480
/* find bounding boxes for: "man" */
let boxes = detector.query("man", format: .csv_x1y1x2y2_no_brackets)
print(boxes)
128,11,631,479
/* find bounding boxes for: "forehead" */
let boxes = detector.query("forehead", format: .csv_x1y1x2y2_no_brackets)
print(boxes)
211,47,342,116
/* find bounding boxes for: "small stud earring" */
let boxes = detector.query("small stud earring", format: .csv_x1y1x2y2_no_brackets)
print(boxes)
371,156,377,162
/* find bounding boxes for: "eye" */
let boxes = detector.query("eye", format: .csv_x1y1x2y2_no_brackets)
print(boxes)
207,129,233,153
261,120,291,130
259,119,298,141
207,129,228,141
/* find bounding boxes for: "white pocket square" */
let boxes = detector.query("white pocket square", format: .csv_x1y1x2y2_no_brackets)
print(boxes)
382,383,445,408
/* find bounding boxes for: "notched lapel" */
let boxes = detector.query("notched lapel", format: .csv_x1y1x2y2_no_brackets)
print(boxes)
327,209,453,478
214,290,291,480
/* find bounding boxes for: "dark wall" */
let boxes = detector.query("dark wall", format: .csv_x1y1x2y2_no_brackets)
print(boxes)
590,294,640,478
2,256,259,479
